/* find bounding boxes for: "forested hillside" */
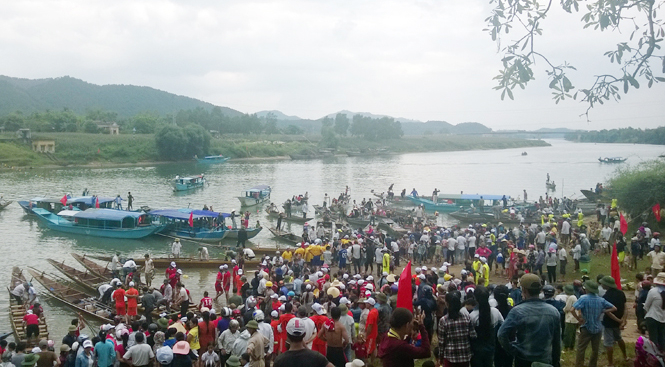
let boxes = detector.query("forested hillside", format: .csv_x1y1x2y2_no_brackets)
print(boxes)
565,127,665,145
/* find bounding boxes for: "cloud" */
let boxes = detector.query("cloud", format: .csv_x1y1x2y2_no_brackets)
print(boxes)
0,0,663,129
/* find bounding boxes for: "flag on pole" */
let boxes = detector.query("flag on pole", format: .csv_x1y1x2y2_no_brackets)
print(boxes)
611,242,622,290
188,212,194,227
95,197,100,208
396,261,413,312
60,195,67,206
654,203,662,222
619,212,628,235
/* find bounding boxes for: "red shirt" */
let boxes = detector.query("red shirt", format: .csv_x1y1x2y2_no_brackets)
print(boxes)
200,297,213,310
278,314,295,339
366,308,379,338
126,288,139,308
222,271,231,291
113,289,126,306
23,313,39,325
166,267,177,279
310,314,329,346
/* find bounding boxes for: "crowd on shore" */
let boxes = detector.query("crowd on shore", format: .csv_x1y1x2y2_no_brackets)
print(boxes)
6,207,665,367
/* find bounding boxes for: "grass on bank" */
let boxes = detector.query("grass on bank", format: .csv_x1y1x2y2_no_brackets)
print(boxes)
0,142,50,167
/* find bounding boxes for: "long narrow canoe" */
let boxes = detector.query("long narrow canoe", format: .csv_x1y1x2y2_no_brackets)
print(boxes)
265,208,313,224
71,253,114,279
345,217,371,228
8,267,49,346
268,227,304,244
27,268,113,323
86,255,262,270
46,259,108,294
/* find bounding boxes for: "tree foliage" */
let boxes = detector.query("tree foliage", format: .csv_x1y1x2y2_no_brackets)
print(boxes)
565,126,665,144
155,125,188,160
349,115,404,139
486,0,665,117
334,113,350,136
607,160,665,219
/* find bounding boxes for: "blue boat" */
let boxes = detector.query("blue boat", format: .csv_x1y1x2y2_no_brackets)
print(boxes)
18,197,68,215
196,155,230,164
151,209,230,242
31,208,164,239
66,196,116,210
407,193,510,212
172,175,206,191
237,185,271,207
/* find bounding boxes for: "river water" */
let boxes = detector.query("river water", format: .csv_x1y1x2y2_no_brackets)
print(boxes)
0,139,662,339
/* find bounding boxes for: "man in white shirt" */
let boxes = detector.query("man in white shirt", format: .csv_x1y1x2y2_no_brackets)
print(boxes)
296,306,316,349
111,252,120,278
123,333,154,367
447,236,457,265
351,242,362,274
171,239,182,259
468,234,477,258
647,244,665,275
558,247,568,280
457,234,467,261
561,219,571,245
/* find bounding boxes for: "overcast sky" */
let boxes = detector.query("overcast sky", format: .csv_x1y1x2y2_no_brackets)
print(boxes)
1,0,663,130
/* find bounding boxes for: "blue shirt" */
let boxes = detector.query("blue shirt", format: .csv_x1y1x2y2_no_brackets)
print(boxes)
75,352,91,367
217,317,231,334
573,293,615,334
94,339,116,367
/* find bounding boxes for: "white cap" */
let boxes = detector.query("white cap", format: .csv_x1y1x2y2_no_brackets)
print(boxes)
232,259,237,264
431,267,437,272
238,269,243,275
345,359,365,367
253,310,265,321
312,303,326,315
418,274,426,280
170,262,176,267
339,297,350,305
316,271,323,277
474,254,480,258
415,267,421,273
271,310,279,318
365,283,374,290
364,298,376,306
349,280,356,285
382,272,388,276
177,269,183,274
278,295,287,301
270,294,278,299
358,279,364,285
480,257,487,263
305,284,312,290
83,340,93,349
343,274,349,279
367,275,373,281
339,284,345,290
219,265,224,270
286,318,307,336
354,274,361,279
129,281,134,287
422,266,428,271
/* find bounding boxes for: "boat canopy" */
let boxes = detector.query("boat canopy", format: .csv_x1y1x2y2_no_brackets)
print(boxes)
67,196,115,206
58,210,80,217
203,155,225,159
151,209,230,220
245,185,271,192
73,209,144,221
30,197,64,204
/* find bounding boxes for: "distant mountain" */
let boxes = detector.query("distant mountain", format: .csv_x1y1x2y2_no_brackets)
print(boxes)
0,75,243,118
255,110,303,120
323,110,421,124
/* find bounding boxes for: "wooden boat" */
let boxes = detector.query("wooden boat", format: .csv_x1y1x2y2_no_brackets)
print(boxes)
195,155,230,164
238,185,271,207
87,255,262,269
377,218,408,237
66,196,116,210
224,226,263,239
598,157,627,163
32,208,164,239
448,210,495,222
8,267,48,345
345,217,371,228
268,227,303,244
152,209,229,242
172,175,206,191
265,207,313,224
71,253,114,279
546,182,557,191
580,189,607,202
0,200,13,211
46,259,108,294
27,268,114,323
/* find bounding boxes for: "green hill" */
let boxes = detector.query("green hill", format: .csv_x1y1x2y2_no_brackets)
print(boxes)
0,75,243,118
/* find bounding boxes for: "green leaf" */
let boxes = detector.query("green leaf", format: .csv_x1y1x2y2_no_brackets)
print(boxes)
655,77,665,82
562,77,573,91
501,89,506,100
628,76,640,88
623,78,629,93
549,78,558,89
506,88,514,100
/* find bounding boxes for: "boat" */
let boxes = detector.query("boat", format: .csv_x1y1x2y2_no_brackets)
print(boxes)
598,157,627,163
376,218,408,237
87,255,262,269
580,189,607,202
289,150,334,160
17,197,66,215
408,193,510,212
0,199,13,211
521,152,528,156
66,196,116,210
265,207,313,224
268,227,304,243
27,268,114,323
448,210,495,222
346,217,371,228
196,155,230,164
71,253,114,279
237,185,271,207
151,209,229,242
46,259,108,294
224,226,263,239
8,267,48,345
32,208,164,239
172,175,206,191
546,182,557,190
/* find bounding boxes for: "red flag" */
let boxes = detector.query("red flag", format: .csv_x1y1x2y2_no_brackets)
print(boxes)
654,204,662,222
95,197,99,208
60,195,67,206
611,242,622,290
619,212,628,235
188,212,194,227
396,261,413,312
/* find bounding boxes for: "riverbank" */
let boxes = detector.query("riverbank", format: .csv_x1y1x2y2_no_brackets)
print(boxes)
0,132,549,169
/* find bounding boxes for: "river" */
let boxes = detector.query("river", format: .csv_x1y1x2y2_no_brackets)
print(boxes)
0,139,662,339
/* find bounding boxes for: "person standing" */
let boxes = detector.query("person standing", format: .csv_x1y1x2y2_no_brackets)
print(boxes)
647,244,665,275
111,252,120,279
644,272,665,351
76,341,95,367
122,333,154,367
273,318,332,367
599,276,628,366
571,281,618,367
237,227,248,249
127,192,134,211
351,242,362,275
245,320,268,367
562,285,579,351
546,248,558,284
143,254,154,288
94,333,117,367
558,246,568,280
126,282,139,323
498,274,562,367
171,239,182,259
317,307,349,367
141,287,155,325
378,308,430,367
115,195,123,210
437,291,476,367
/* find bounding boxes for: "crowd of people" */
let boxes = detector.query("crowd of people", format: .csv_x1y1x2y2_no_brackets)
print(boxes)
5,199,665,367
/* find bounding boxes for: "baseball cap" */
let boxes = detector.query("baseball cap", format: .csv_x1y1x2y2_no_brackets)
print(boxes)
364,298,376,306
156,346,174,364
82,340,93,349
286,318,306,336
520,274,542,293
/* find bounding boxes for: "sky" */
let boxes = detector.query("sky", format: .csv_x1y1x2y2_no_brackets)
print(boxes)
1,0,664,130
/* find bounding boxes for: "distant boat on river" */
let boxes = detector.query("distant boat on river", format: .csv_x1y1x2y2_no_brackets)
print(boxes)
598,157,627,163
195,155,230,164
172,175,206,191
151,209,229,242
238,185,271,207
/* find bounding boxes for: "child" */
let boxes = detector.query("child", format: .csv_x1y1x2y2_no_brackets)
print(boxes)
240,353,250,367
634,323,664,367
352,334,368,362
200,342,220,367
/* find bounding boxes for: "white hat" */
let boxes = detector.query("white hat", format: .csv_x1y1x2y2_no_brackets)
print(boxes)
180,317,188,323
170,262,176,267
31,347,41,353
253,310,265,321
354,274,361,279
367,276,373,281
201,307,210,313
278,295,287,301
305,284,312,290
443,262,451,266
209,308,216,315
232,259,237,264
271,310,279,318
156,346,174,365
346,360,365,367
339,297,350,305
364,298,376,306
431,267,437,272
312,303,326,315
286,318,307,336
322,268,329,273
382,272,388,276
422,266,428,271
339,284,346,290
316,271,323,277
129,281,134,287
365,283,374,290
349,280,356,285
474,254,480,258
83,340,93,349
279,304,285,311
343,274,349,279
219,265,224,270
418,274,426,280
358,279,365,285
238,269,243,275
177,269,183,275
415,267,421,273
480,257,487,263
270,294,278,299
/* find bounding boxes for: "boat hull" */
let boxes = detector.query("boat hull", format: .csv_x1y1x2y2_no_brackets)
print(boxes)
173,182,205,191
224,227,262,239
237,196,270,207
163,228,228,242
32,209,164,239
407,196,460,212
268,227,303,243
196,157,230,164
